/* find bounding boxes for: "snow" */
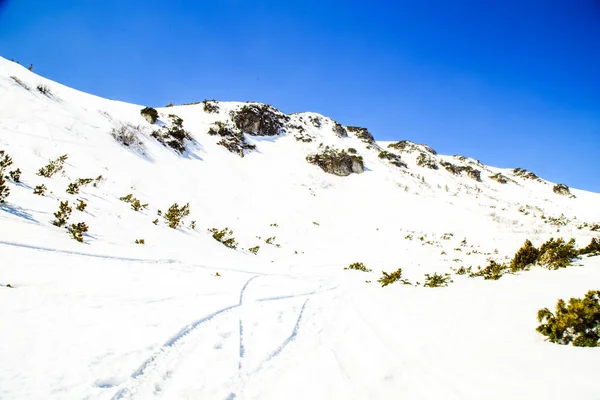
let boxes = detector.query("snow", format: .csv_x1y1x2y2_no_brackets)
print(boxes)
1,56,599,399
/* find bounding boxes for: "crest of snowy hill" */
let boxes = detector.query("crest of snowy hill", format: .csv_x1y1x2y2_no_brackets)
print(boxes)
1,55,600,270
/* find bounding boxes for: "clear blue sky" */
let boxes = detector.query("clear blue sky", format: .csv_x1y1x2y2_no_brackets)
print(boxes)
1,0,599,191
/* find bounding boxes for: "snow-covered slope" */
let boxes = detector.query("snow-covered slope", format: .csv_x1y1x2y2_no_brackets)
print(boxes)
1,56,599,399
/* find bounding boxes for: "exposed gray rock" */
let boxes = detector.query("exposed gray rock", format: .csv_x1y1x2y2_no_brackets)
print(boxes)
233,104,287,136
332,122,348,138
347,126,375,144
306,147,364,176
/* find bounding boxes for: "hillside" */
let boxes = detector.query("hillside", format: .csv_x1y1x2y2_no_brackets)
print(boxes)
1,56,599,399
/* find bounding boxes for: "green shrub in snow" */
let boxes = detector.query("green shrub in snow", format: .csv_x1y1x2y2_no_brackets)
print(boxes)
163,202,190,229
509,239,540,272
202,99,219,113
33,184,47,196
8,168,21,182
151,114,191,153
37,154,67,178
468,260,508,280
135,239,145,244
0,151,13,172
377,268,405,287
248,245,260,255
67,222,88,243
0,175,9,203
66,182,80,195
345,262,372,273
140,107,159,124
538,237,578,269
423,272,453,287
53,201,72,227
209,227,238,249
579,238,600,257
537,290,600,347
120,194,148,211
37,84,52,95
75,199,87,212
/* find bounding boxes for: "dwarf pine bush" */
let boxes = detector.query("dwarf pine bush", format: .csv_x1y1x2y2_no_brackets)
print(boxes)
75,199,87,212
424,272,453,287
0,175,9,203
538,237,578,269
345,262,372,273
67,222,88,243
37,85,52,95
377,268,404,287
53,201,72,227
248,245,260,255
8,168,21,182
33,184,47,196
120,194,148,211
37,154,67,178
579,238,600,256
469,260,508,280
0,150,13,171
66,182,80,195
140,107,158,124
510,239,540,272
202,99,219,113
135,239,145,244
536,290,600,347
164,202,190,228
208,227,238,249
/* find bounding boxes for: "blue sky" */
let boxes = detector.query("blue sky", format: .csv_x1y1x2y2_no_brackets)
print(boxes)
1,0,599,191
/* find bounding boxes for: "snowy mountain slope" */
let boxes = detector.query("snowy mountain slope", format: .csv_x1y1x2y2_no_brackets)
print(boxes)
1,56,599,399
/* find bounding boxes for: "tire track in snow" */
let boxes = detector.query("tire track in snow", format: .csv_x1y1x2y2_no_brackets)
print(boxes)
111,275,258,400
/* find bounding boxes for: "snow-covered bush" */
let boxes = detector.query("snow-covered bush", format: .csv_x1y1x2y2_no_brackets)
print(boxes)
37,154,68,178
538,237,578,269
345,262,372,273
248,245,260,255
163,202,190,229
208,227,238,249
424,272,453,287
306,147,364,176
440,161,481,182
509,239,539,272
67,222,88,243
111,124,145,151
537,290,600,347
140,107,158,124
53,201,72,227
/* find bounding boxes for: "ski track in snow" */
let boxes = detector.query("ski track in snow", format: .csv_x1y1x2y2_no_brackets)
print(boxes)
110,274,330,399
